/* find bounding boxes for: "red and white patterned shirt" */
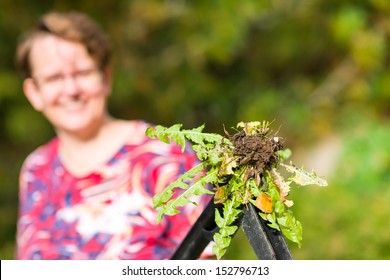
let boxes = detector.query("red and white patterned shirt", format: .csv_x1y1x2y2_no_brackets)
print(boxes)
16,121,211,259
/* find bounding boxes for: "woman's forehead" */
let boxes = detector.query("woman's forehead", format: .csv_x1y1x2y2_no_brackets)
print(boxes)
30,34,95,75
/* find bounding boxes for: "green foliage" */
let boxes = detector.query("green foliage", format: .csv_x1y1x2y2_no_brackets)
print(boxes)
213,196,242,258
146,124,224,152
151,162,215,223
147,121,327,259
333,116,390,193
3,0,390,260
281,163,328,187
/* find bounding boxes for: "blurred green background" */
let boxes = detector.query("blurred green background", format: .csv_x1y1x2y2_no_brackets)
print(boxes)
1,0,390,259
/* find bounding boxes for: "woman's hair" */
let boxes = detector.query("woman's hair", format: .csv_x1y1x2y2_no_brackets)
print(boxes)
16,11,112,78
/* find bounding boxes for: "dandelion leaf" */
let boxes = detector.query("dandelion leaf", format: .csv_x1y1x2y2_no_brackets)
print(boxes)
153,163,215,223
146,123,225,153
281,162,328,187
212,198,242,259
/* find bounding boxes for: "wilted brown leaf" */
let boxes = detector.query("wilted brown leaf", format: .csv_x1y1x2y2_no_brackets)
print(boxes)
255,192,273,213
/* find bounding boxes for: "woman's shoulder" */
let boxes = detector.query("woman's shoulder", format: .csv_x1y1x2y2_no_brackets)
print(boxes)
22,138,59,172
120,120,159,146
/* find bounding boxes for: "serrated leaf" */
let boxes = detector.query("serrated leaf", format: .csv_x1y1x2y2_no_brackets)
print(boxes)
259,212,267,220
183,126,226,146
146,123,226,153
146,124,187,151
212,232,231,259
281,162,328,187
212,197,241,259
154,164,215,223
248,179,260,198
215,198,242,228
221,225,239,237
273,200,284,213
279,217,303,248
152,162,206,208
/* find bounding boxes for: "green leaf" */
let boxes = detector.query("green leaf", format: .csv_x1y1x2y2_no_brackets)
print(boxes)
215,199,242,229
277,210,303,247
213,197,242,259
146,124,225,153
153,163,215,223
280,218,303,248
212,232,231,259
267,221,281,231
275,148,292,162
146,124,187,151
281,162,328,187
248,179,260,197
153,162,204,207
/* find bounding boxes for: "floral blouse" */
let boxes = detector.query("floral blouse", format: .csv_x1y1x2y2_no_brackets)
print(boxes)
16,121,211,259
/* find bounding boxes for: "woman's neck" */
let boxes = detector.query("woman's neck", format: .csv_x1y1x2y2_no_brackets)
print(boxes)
56,115,131,177
56,114,113,144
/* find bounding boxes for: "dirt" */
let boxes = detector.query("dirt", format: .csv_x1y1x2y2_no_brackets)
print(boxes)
230,130,283,180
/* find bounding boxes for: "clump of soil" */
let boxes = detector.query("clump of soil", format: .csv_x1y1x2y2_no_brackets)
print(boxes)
230,130,283,180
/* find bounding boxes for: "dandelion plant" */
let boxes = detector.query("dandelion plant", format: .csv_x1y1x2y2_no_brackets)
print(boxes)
146,121,327,259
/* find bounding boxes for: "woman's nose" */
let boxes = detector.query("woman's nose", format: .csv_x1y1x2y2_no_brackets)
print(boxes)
61,75,80,95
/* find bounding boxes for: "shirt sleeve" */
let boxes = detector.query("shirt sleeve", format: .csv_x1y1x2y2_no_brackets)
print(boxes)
16,151,50,259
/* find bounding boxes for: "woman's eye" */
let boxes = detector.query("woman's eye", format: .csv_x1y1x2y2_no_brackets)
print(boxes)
45,74,63,83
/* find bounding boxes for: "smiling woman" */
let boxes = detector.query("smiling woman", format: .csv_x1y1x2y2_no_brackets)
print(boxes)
14,11,212,260
23,35,109,140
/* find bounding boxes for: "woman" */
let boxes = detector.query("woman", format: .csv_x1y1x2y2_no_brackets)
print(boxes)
15,11,210,259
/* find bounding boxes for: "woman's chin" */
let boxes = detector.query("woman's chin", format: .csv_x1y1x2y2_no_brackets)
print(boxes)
55,120,100,138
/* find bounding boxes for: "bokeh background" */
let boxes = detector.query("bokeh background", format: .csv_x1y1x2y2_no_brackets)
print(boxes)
1,0,390,259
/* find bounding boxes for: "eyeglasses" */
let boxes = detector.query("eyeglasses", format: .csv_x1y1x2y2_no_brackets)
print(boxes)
33,68,102,91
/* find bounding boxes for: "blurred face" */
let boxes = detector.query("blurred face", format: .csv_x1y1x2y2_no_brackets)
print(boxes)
23,34,111,137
